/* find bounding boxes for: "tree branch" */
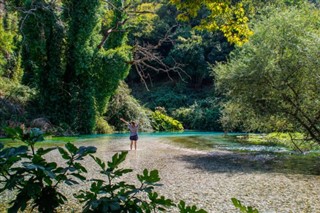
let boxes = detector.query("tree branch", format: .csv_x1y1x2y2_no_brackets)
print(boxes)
127,25,189,90
97,18,128,49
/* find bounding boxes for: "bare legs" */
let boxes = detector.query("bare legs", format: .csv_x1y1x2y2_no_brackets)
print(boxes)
130,140,137,150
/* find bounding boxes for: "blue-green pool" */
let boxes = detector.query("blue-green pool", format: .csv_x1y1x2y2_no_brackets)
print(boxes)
2,131,320,175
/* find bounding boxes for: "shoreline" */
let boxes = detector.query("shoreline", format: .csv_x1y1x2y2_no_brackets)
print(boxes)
1,137,320,212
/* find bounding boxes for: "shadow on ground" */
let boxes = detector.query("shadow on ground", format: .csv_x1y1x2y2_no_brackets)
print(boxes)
176,151,320,175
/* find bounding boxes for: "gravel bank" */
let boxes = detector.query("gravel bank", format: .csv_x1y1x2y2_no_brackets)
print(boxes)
2,136,320,212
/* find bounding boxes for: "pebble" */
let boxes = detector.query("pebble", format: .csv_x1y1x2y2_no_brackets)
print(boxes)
1,137,320,212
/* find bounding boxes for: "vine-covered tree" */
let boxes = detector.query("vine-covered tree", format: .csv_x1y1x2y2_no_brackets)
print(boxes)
0,5,22,82
6,0,131,133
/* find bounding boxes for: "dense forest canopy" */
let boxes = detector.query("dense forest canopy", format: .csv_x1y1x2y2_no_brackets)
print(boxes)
1,0,132,134
0,0,319,143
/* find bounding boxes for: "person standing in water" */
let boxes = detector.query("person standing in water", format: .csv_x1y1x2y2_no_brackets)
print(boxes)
120,118,139,150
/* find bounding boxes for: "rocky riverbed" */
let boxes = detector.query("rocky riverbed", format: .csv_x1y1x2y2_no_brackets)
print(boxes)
1,136,320,212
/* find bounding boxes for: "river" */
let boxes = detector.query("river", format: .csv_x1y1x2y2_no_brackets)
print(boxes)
2,131,320,212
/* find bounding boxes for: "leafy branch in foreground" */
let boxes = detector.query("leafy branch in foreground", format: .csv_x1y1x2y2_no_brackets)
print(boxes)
76,152,206,212
232,198,259,213
0,127,96,213
1,126,207,212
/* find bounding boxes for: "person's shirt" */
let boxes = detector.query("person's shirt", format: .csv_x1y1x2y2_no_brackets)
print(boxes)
128,124,139,136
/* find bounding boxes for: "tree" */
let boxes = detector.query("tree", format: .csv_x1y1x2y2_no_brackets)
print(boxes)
105,81,153,132
0,6,22,82
166,33,209,88
169,0,253,46
5,0,131,133
214,3,320,143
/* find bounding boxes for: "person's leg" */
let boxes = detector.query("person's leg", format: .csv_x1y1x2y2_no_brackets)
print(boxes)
134,140,137,150
130,140,133,150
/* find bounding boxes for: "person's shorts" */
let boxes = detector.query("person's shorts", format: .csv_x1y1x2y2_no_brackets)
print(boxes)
130,135,138,141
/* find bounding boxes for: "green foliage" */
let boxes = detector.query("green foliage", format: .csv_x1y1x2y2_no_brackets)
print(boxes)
173,98,222,131
1,127,96,212
178,200,208,213
1,126,207,212
167,34,210,88
219,102,296,134
103,0,129,49
126,1,234,131
129,81,224,131
131,81,214,111
0,79,35,135
246,132,320,152
0,78,35,106
4,127,43,153
131,82,192,112
0,19,12,68
169,0,253,46
8,0,132,134
76,151,208,212
150,110,184,131
231,198,259,213
214,3,320,143
105,81,153,131
92,46,132,115
94,117,114,134
127,1,234,87
164,29,234,89
0,15,20,79
127,2,161,38
76,152,174,212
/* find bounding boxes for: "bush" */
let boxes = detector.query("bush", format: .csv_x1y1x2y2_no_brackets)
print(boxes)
150,110,184,131
0,79,35,135
172,98,222,131
130,82,213,114
105,82,153,131
95,116,114,134
1,127,96,213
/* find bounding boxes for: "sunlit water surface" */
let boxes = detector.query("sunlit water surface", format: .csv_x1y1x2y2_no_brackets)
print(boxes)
45,131,320,175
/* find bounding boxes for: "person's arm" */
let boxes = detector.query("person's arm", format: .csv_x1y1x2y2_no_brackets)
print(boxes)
120,118,129,125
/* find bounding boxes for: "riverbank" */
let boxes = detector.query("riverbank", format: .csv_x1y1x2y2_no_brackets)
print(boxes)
114,138,320,213
2,136,320,212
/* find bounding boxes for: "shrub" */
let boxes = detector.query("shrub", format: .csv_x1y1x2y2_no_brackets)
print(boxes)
76,152,175,212
172,98,222,131
130,82,213,114
150,110,184,131
105,82,153,132
95,116,114,134
0,79,35,135
1,127,96,213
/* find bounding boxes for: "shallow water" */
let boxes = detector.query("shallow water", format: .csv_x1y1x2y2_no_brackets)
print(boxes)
48,131,287,150
2,131,320,212
13,131,320,175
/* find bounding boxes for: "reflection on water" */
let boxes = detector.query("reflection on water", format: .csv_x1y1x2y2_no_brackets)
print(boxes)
44,131,320,175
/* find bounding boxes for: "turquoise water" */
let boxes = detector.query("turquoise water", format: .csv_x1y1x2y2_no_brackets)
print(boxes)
2,131,320,175
44,131,320,175
44,131,292,153
44,131,307,154
46,131,245,149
